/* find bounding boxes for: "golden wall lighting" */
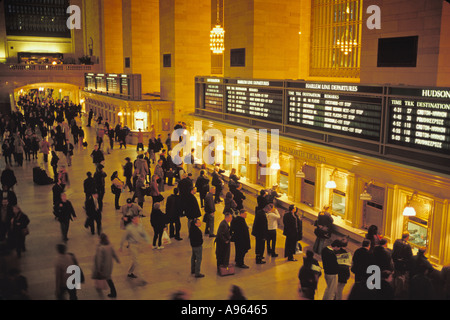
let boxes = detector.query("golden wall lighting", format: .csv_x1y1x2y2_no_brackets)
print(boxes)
403,191,417,216
325,168,338,189
296,162,307,178
210,0,225,54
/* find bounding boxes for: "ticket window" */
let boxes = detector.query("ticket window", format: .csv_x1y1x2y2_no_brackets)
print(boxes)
277,155,290,195
330,172,348,217
134,111,148,131
301,165,316,207
403,196,432,249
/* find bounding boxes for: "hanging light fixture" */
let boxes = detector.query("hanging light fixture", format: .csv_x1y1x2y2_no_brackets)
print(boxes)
210,0,225,54
403,192,417,216
360,180,374,201
325,169,337,189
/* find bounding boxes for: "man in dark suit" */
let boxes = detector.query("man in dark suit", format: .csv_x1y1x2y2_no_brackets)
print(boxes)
230,209,251,268
55,193,77,242
189,218,204,278
203,186,216,237
231,183,246,211
251,204,270,264
283,205,299,261
195,170,210,208
166,188,182,240
211,167,223,203
84,192,102,235
351,239,372,283
216,212,233,273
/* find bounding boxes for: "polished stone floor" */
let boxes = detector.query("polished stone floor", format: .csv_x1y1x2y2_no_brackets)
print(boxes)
2,115,355,301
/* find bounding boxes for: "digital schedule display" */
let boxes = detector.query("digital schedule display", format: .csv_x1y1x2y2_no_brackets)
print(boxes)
388,87,450,153
85,73,141,99
106,75,120,95
225,79,283,123
287,83,383,140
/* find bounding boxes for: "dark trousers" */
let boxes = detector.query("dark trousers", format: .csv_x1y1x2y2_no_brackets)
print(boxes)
125,176,133,192
60,221,70,241
214,185,222,202
98,191,105,212
152,228,163,247
114,192,121,209
216,242,230,269
200,192,207,207
106,279,117,296
169,217,181,238
266,229,277,254
57,287,77,300
43,153,48,162
85,215,102,235
235,244,247,266
255,237,266,257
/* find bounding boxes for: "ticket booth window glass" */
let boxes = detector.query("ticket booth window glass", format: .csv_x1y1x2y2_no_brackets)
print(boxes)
404,196,432,249
407,221,428,248
279,171,289,194
332,190,346,215
134,111,147,131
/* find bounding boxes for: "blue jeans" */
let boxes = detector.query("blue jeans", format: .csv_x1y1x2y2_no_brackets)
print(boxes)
191,246,203,275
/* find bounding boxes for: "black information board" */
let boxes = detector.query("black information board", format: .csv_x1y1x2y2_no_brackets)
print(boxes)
388,87,450,154
204,78,223,112
225,79,283,122
84,73,141,99
287,82,383,141
120,75,129,96
85,74,95,90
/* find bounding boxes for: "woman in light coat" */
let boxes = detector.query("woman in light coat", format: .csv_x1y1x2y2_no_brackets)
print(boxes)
92,233,120,298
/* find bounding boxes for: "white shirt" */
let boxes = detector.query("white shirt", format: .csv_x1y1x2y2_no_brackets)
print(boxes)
266,209,280,230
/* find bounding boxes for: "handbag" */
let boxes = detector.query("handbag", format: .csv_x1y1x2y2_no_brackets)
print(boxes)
162,230,171,245
22,227,30,236
218,264,235,276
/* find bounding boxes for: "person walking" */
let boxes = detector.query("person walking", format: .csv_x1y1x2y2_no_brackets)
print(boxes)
203,186,216,237
54,244,82,300
119,216,151,282
111,171,125,210
230,209,251,269
9,205,30,258
50,151,59,183
166,188,182,240
123,157,134,192
154,159,165,192
216,212,233,274
150,203,167,249
84,192,102,236
321,240,341,300
94,164,107,212
92,233,120,298
267,204,280,258
298,249,322,300
54,193,77,242
189,218,204,278
39,137,51,163
283,204,299,261
83,172,96,200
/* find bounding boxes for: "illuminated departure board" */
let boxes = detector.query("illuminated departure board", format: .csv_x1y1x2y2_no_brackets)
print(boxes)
388,87,450,153
204,78,223,112
225,79,283,122
84,73,141,100
287,82,383,140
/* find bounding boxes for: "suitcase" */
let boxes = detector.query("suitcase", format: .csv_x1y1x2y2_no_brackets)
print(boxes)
33,167,54,185
218,264,235,276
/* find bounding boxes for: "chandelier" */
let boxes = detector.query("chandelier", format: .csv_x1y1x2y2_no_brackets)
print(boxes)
335,5,358,55
210,0,225,54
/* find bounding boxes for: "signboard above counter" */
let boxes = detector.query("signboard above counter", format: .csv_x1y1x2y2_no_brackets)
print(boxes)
195,77,450,175
84,73,142,100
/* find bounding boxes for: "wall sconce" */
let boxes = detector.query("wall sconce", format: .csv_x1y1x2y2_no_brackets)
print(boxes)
296,162,307,178
270,162,280,170
232,150,240,157
360,180,374,201
325,168,337,189
118,112,123,117
403,191,417,216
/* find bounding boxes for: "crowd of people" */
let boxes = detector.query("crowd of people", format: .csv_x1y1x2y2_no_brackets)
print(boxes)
2,93,450,301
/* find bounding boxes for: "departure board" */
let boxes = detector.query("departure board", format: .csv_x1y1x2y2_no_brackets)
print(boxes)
204,78,223,112
225,79,283,122
95,75,107,92
388,87,450,153
85,74,95,90
120,75,129,96
287,82,383,140
106,74,120,95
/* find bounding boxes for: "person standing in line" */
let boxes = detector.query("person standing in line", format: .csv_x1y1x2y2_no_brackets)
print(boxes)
84,192,102,236
54,244,80,300
252,204,270,264
184,187,202,232
321,240,341,300
365,224,382,253
231,183,246,211
136,128,144,152
166,188,182,241
298,249,322,300
123,157,134,192
203,186,216,237
55,193,77,242
391,232,413,274
195,170,209,208
189,218,204,278
230,209,251,269
351,239,372,283
313,205,334,254
119,216,151,282
266,204,280,258
92,233,120,298
9,205,30,258
215,212,233,273
283,204,299,261
211,167,223,203
150,202,167,249
336,239,351,300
